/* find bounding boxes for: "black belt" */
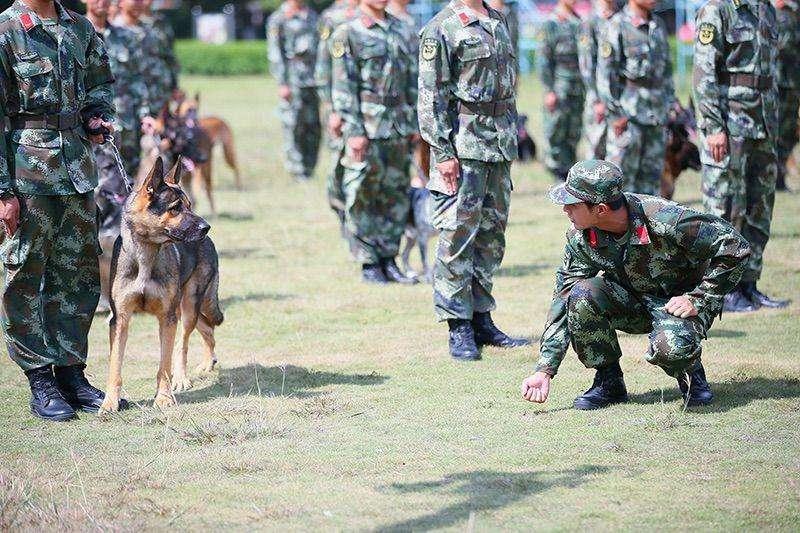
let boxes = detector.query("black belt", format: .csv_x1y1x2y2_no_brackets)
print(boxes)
625,78,657,89
720,73,774,90
555,54,579,69
360,92,405,105
458,100,514,117
10,111,81,131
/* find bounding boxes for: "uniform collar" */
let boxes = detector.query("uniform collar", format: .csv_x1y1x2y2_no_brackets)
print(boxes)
554,4,580,21
621,3,651,27
585,195,651,249
358,8,391,29
450,0,501,26
13,0,73,30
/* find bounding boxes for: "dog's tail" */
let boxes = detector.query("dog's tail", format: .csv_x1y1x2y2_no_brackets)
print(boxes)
218,120,242,189
201,271,224,327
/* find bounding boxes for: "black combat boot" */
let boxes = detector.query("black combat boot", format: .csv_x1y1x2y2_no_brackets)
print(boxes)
362,263,388,284
25,365,78,421
677,362,714,406
380,257,418,284
740,281,790,309
448,319,480,361
573,361,628,410
723,285,758,313
55,364,128,413
472,312,531,348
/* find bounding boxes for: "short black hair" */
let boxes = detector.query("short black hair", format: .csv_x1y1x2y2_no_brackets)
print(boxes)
585,196,626,211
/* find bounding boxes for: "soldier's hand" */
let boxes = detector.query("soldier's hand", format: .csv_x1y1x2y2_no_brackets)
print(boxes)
141,116,158,136
87,117,113,144
278,85,292,101
327,113,343,138
665,296,699,319
521,372,551,403
593,101,606,123
612,117,628,136
706,131,728,163
436,158,460,195
544,91,558,112
348,136,369,162
0,196,20,237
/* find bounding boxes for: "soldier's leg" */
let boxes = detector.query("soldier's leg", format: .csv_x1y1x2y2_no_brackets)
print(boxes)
702,135,746,231
740,138,778,283
375,138,411,260
583,101,607,160
606,121,643,193
41,192,101,366
636,125,666,196
430,159,489,320
1,196,62,371
566,277,651,369
278,91,306,180
299,88,322,179
471,161,511,314
342,141,383,265
565,93,584,168
646,305,709,377
543,104,569,180
776,88,800,189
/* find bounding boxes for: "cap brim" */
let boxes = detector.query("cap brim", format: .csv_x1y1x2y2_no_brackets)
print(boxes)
548,183,584,205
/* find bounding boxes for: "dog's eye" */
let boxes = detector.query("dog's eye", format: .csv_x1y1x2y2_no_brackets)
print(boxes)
168,201,182,213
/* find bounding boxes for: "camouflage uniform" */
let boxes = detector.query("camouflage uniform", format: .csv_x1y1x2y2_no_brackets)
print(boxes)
143,11,179,94
0,1,115,371
113,17,170,115
539,9,584,179
316,0,358,212
537,161,750,378
774,0,800,187
331,10,416,264
268,3,322,181
597,4,675,195
578,7,615,160
419,1,518,321
693,0,779,283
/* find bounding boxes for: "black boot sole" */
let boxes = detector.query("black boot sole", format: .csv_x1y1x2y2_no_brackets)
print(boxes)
67,398,130,413
573,395,629,410
451,353,482,361
474,338,531,348
30,406,78,422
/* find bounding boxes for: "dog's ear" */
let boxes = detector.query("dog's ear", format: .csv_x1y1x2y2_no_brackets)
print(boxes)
164,156,182,186
140,156,164,195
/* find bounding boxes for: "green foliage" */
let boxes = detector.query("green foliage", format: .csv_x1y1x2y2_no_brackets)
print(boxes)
176,39,268,76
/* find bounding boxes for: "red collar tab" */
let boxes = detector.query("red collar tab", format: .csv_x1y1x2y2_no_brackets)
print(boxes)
588,228,599,248
458,11,471,24
20,13,35,31
635,225,651,245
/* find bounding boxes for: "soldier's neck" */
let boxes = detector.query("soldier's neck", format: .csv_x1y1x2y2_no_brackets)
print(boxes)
360,3,386,20
87,12,108,31
21,0,57,19
627,1,651,21
595,207,630,235
461,0,489,15
388,0,409,15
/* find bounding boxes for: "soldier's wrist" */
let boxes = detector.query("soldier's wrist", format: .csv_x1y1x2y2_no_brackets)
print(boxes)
433,147,456,164
0,189,17,200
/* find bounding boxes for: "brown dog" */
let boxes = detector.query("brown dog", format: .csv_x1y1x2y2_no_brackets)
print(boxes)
100,157,223,412
661,100,701,200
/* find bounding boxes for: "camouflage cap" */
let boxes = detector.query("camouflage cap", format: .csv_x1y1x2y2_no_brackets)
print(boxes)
548,159,625,205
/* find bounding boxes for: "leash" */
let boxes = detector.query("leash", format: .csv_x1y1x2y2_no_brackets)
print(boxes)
105,134,133,193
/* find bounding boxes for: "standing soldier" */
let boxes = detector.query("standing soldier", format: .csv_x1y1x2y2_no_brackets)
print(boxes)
269,0,322,182
694,0,788,311
0,0,123,420
142,0,179,98
774,0,800,191
539,0,585,182
489,0,520,79
578,0,618,160
419,0,530,360
597,0,675,195
331,0,417,284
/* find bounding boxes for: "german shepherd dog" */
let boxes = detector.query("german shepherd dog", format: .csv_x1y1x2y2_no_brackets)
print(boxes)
661,99,701,200
100,157,224,413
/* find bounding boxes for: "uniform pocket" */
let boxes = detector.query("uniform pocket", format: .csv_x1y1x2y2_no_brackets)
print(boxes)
457,38,492,62
359,39,387,59
12,56,58,108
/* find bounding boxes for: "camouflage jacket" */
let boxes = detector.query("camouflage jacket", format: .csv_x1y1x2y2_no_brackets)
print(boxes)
143,12,179,91
418,0,518,169
315,1,358,106
692,0,778,138
101,24,150,131
775,0,800,89
538,9,584,97
597,4,675,126
331,10,417,139
578,9,615,105
388,9,420,131
0,1,115,195
536,194,750,376
113,18,168,114
268,3,319,89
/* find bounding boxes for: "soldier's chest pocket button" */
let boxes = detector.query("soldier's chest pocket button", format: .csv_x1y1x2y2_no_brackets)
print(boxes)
358,40,387,60
12,57,58,108
457,39,492,62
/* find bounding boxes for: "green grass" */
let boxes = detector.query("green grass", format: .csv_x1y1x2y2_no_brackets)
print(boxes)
1,75,799,531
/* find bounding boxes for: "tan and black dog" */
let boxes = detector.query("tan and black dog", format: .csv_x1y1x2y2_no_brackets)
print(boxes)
100,157,223,413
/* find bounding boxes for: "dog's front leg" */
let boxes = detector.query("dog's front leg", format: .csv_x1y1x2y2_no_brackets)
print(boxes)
154,314,179,408
100,314,130,413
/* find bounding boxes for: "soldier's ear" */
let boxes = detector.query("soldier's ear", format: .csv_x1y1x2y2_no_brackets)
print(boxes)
164,156,182,186
141,157,164,195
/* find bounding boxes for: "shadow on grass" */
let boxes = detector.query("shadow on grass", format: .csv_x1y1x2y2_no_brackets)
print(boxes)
177,364,388,403
220,292,294,308
495,263,549,278
217,247,275,260
215,212,254,221
707,328,746,338
628,376,800,413
376,465,608,531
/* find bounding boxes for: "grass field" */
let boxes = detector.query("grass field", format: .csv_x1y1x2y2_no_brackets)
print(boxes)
1,74,799,531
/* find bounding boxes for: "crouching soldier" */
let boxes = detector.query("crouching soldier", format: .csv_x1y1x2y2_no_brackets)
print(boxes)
521,160,750,409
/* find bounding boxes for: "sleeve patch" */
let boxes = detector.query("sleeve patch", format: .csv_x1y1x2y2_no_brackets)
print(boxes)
331,39,347,58
320,25,331,40
599,41,612,58
698,22,716,45
421,38,438,61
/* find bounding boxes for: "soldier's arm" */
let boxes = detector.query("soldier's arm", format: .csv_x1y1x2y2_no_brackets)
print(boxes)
537,21,556,93
314,16,334,105
662,22,677,108
418,27,456,162
267,15,289,87
405,34,419,136
676,211,751,316
596,22,624,119
331,28,365,139
0,46,11,192
535,238,600,376
578,20,598,103
692,2,725,135
82,28,115,125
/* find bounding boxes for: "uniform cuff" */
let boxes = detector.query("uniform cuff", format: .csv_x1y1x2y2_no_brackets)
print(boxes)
433,146,457,164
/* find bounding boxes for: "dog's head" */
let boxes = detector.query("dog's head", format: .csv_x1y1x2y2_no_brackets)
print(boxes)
125,157,210,244
164,93,208,165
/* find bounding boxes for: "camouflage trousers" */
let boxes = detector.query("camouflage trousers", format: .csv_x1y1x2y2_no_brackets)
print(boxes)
777,88,800,184
567,276,714,377
543,93,583,177
430,159,511,321
582,101,607,160
327,137,346,213
1,193,100,371
701,135,777,283
279,86,322,180
606,122,665,196
342,137,410,264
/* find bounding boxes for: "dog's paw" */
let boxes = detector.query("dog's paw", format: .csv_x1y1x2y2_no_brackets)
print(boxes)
154,392,176,409
99,396,120,414
195,359,217,374
172,375,193,392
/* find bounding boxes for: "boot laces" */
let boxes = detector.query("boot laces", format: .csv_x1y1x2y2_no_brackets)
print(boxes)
30,376,65,402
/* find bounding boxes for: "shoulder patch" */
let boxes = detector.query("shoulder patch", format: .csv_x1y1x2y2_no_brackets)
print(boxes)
421,37,438,61
331,39,347,58
320,24,331,40
698,22,715,44
599,41,612,58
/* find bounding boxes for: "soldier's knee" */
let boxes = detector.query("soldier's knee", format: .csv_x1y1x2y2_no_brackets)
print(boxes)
648,327,701,369
567,278,606,317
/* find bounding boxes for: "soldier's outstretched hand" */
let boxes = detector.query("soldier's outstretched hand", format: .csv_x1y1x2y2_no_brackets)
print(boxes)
521,371,551,403
0,196,20,237
347,136,369,162
664,296,698,319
